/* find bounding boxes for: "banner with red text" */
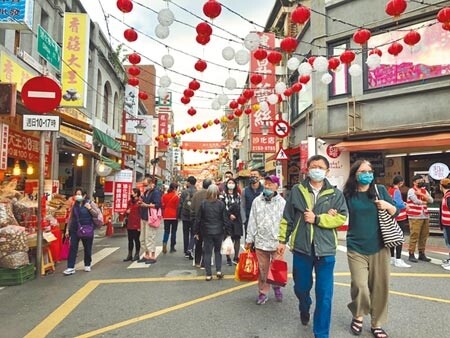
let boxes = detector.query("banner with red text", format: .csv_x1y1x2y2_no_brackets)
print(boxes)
158,113,169,152
181,141,227,150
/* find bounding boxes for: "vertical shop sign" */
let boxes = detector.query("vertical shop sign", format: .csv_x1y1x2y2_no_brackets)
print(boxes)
0,51,33,91
158,113,169,152
0,123,8,170
61,13,89,107
113,170,133,213
249,32,277,153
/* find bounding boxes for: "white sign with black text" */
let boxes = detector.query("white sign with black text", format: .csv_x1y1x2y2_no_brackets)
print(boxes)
22,115,60,131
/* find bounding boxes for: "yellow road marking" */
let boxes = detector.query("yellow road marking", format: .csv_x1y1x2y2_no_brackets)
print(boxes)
76,281,256,338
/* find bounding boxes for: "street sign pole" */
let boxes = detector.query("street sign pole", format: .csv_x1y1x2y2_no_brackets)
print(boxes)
36,131,46,277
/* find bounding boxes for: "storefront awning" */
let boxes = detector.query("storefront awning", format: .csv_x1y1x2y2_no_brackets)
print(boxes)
334,133,450,152
93,128,121,152
100,155,121,171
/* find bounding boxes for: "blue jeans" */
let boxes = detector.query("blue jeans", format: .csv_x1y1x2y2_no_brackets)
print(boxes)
67,230,94,268
292,250,336,338
163,219,178,249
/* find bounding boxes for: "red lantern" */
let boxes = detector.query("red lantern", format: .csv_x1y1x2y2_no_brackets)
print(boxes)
308,56,316,66
229,100,238,109
128,66,140,76
283,88,293,97
403,30,421,47
191,127,197,132
253,48,268,60
196,22,212,36
291,83,302,92
353,29,371,45
124,28,138,42
202,122,209,129
243,89,254,99
164,141,170,146
138,91,148,100
299,74,310,84
369,48,383,57
117,0,133,13
385,0,407,18
196,34,210,45
180,130,186,135
213,118,220,124
280,37,298,53
184,88,195,98
339,50,355,65
189,79,201,91
443,22,450,31
244,108,253,115
250,74,263,85
128,52,141,65
387,42,403,56
203,0,222,19
437,7,450,24
237,96,247,105
181,96,191,104
234,108,243,117
128,77,139,86
267,51,282,65
227,114,235,120
194,59,207,72
187,107,197,116
291,5,310,25
328,57,341,71
171,133,177,138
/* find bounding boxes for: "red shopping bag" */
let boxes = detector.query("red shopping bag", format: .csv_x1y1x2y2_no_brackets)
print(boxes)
235,250,259,282
60,237,70,261
267,259,288,287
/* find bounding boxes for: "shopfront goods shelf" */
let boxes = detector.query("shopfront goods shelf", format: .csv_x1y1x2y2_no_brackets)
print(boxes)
0,264,35,286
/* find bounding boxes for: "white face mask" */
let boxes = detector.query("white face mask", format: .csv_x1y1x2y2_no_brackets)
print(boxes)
227,184,235,190
75,195,84,202
309,168,327,182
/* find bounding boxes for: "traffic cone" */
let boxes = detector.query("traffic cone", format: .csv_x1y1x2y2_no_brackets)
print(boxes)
105,219,114,237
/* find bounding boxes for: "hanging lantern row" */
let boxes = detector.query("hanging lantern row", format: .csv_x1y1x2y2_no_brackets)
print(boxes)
182,158,221,167
179,148,225,154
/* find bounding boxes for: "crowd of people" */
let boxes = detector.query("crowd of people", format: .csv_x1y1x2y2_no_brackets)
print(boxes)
62,156,450,338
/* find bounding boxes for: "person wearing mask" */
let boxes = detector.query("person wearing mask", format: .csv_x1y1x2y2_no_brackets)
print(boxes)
387,176,410,268
343,160,397,338
177,176,197,259
406,174,433,263
246,175,286,305
241,169,264,237
194,184,230,281
222,177,243,265
63,188,100,275
123,188,142,262
439,178,450,271
277,155,347,338
161,182,180,254
218,171,234,193
139,178,162,264
190,178,213,267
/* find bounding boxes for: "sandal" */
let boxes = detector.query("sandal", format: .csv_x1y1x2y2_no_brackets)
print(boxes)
371,327,388,338
350,318,363,335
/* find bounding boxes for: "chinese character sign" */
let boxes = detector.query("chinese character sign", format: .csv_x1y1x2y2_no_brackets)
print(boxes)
158,113,169,151
124,84,139,118
113,170,133,213
61,13,89,108
0,123,8,170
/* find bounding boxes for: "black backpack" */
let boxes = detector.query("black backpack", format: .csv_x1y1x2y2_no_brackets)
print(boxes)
181,190,194,220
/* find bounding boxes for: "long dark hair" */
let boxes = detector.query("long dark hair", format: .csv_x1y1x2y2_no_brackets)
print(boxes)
167,182,178,193
343,160,376,200
224,178,239,197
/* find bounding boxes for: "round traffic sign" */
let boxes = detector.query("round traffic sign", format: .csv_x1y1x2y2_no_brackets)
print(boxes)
273,120,291,138
21,76,62,113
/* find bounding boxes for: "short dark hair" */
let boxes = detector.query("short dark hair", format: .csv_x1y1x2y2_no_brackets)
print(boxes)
412,174,423,182
203,178,212,189
392,175,404,185
187,176,197,185
307,155,330,169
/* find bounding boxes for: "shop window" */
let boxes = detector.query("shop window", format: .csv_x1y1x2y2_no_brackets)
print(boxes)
366,19,450,90
329,41,350,97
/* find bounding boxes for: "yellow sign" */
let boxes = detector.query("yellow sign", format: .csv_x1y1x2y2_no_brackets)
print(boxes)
59,107,91,124
61,13,89,108
60,125,93,149
0,51,33,91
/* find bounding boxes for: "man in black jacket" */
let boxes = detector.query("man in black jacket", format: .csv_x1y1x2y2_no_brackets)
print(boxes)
177,176,197,259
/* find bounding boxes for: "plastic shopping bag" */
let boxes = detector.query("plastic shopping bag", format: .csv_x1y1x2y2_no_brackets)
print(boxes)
220,236,234,256
234,250,259,282
267,259,288,287
60,237,70,261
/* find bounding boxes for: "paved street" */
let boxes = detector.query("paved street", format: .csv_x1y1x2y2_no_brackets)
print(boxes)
1,227,449,338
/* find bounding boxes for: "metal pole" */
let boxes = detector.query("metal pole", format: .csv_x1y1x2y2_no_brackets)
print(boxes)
152,146,157,178
36,131,46,277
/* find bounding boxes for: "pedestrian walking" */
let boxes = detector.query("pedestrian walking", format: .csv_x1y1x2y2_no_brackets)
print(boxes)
241,169,264,237
222,177,243,265
343,160,397,338
439,178,450,270
161,182,180,254
177,176,197,259
123,188,142,262
277,155,347,338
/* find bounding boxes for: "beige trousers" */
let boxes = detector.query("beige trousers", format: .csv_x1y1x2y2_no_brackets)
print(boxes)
408,218,430,253
255,248,277,295
347,248,390,328
140,220,157,254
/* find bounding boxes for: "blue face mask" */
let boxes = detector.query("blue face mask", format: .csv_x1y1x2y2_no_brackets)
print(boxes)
357,172,374,185
309,168,326,182
263,189,274,198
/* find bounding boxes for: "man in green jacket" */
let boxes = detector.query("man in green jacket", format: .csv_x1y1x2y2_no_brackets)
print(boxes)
277,155,348,338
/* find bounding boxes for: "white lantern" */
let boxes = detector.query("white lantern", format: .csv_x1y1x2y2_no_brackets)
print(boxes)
313,56,329,73
267,93,279,105
259,101,269,111
298,62,313,75
275,82,287,94
224,77,237,90
155,24,170,39
160,75,171,88
235,49,250,65
287,57,300,71
158,87,169,98
218,94,229,105
211,99,221,110
348,64,362,77
366,54,381,70
157,8,174,26
222,46,235,61
321,73,333,84
161,54,174,68
243,32,260,51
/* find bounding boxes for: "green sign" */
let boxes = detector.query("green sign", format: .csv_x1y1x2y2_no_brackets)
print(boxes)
37,25,61,71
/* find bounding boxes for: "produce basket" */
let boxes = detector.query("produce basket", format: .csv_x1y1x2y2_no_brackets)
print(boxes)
0,264,35,286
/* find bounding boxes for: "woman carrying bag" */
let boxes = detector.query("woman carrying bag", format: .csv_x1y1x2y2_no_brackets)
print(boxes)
123,188,142,262
222,178,243,265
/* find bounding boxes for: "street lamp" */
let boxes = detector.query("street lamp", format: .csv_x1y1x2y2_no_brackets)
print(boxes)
134,121,146,135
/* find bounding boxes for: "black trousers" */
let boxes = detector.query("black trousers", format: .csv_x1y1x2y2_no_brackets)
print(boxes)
127,229,140,253
182,220,194,254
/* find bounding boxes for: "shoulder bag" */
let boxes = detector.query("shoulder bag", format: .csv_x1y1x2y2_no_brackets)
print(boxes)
74,207,94,238
374,185,404,248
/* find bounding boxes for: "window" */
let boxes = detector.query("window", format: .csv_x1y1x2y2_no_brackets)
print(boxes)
329,42,350,96
367,19,450,89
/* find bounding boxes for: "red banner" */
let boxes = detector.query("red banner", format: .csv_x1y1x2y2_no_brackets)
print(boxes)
158,113,169,152
300,142,308,174
181,141,227,150
250,32,277,153
113,182,132,213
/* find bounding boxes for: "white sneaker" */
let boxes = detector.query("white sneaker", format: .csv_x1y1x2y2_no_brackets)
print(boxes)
84,266,91,272
441,262,450,268
394,259,411,268
443,264,450,271
63,268,76,275
390,257,395,265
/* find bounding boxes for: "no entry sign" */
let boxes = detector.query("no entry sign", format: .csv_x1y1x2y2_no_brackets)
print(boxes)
21,76,62,113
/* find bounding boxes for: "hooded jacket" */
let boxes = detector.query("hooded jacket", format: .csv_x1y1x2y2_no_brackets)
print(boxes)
279,178,348,257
